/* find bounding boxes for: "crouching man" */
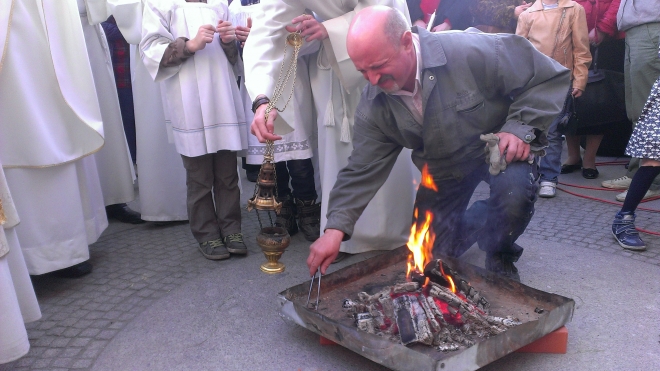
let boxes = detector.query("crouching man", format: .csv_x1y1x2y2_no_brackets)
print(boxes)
256,6,570,281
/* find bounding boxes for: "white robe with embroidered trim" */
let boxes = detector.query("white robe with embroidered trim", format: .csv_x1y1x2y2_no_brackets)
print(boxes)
141,0,247,158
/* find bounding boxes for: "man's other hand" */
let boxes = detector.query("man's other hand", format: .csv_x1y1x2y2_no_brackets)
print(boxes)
307,229,344,276
495,132,530,163
250,100,282,142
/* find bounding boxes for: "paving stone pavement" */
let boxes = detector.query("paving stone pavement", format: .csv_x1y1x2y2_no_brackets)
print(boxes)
1,161,658,371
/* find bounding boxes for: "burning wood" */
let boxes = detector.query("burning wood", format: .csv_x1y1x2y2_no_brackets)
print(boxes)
343,259,521,352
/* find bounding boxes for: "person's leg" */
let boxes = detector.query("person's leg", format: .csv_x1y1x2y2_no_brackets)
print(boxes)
287,159,320,241
476,159,540,280
581,134,604,178
613,162,660,251
117,87,136,164
539,111,563,198
414,168,484,259
212,150,245,254
274,161,297,235
564,135,582,167
181,153,229,260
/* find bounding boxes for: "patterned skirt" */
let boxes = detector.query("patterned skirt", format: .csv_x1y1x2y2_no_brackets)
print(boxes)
625,76,660,161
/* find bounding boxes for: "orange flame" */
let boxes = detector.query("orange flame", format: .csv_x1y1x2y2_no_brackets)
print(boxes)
439,262,457,293
421,164,438,192
406,208,435,281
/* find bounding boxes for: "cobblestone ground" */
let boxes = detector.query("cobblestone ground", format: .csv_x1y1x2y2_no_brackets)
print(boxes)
1,169,659,371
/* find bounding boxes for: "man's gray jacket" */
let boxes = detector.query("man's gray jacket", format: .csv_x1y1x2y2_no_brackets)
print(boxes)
325,27,570,240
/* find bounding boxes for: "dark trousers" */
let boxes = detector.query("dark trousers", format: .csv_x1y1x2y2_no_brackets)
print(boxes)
117,87,136,163
275,159,317,200
414,160,539,262
180,151,241,243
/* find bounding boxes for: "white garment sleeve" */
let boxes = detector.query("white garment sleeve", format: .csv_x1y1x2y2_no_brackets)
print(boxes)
139,1,181,82
107,0,143,44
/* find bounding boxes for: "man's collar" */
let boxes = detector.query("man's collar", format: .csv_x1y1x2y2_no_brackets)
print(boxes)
365,27,446,100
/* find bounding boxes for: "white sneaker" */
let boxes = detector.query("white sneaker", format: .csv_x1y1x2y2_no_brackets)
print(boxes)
539,181,557,198
615,189,660,202
602,176,632,190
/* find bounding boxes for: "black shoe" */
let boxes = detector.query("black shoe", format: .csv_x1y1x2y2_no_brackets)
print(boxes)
275,195,298,236
52,261,93,278
295,198,321,242
485,253,520,281
582,168,599,179
224,233,248,255
197,238,230,260
245,164,260,183
106,203,145,224
560,161,582,174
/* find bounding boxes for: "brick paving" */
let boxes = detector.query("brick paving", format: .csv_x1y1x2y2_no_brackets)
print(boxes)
1,167,659,371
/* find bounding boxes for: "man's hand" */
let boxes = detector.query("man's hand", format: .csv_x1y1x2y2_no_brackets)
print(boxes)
217,20,236,44
307,229,344,276
285,14,328,42
571,88,583,98
250,99,282,142
495,132,530,163
431,21,451,32
236,17,251,48
514,2,531,18
186,24,215,53
413,19,427,29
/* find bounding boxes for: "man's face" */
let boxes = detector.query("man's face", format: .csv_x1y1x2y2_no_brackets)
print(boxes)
350,32,415,93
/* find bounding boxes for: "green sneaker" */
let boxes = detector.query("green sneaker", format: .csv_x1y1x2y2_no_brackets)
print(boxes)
224,233,248,255
197,238,230,260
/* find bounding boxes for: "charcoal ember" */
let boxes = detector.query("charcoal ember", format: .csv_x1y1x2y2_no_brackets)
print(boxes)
366,304,387,330
436,342,460,352
423,259,462,287
393,295,433,345
342,299,367,315
357,288,392,304
476,296,490,313
425,296,449,326
392,282,419,294
486,315,521,327
428,283,463,309
378,294,395,319
356,317,377,334
433,327,452,345
418,294,442,332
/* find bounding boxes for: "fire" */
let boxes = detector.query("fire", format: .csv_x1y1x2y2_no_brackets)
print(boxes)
421,164,438,192
406,208,434,280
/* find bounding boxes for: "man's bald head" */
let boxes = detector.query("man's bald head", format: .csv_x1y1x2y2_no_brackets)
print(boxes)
347,6,416,94
347,6,409,53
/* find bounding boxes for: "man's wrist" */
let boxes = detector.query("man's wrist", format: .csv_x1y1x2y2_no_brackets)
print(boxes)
252,95,270,113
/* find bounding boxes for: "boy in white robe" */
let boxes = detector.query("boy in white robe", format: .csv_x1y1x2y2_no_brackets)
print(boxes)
141,0,248,260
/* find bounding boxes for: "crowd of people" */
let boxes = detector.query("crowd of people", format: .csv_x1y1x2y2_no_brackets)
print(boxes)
1,0,659,364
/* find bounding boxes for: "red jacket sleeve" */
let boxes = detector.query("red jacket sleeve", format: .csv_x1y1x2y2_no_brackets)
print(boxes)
597,0,620,36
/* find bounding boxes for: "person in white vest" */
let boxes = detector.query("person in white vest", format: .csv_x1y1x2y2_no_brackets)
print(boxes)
105,0,189,223
244,0,419,261
0,0,109,277
78,0,144,225
231,0,322,242
140,0,248,260
0,161,41,364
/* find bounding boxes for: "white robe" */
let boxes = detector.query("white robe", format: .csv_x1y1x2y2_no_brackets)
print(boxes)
0,0,108,274
244,0,419,253
106,0,188,221
0,163,41,365
229,1,317,165
140,0,247,158
79,0,137,206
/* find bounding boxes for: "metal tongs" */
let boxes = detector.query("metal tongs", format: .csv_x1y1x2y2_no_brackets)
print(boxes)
306,267,322,310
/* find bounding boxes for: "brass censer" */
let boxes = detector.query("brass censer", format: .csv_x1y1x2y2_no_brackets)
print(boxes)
247,29,304,274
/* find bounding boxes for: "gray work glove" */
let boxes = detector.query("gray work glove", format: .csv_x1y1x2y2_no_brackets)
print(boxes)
480,133,507,175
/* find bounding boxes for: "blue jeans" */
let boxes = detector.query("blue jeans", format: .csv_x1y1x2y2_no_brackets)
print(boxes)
539,113,564,183
414,159,539,262
275,159,317,201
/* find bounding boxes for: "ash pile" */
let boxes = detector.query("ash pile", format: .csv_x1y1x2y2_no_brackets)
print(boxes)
342,259,521,352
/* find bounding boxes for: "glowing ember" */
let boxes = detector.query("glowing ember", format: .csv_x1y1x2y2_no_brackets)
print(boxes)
421,164,438,192
406,208,434,280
